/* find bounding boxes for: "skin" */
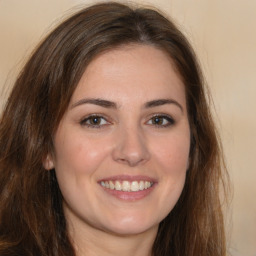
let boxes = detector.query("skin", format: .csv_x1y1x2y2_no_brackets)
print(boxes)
45,44,191,256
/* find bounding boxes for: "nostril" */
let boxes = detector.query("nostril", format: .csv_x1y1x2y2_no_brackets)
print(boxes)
115,155,146,167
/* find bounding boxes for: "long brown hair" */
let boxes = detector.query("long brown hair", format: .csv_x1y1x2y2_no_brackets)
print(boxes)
0,2,228,255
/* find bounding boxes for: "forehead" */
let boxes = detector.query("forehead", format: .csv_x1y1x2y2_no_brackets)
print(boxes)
70,44,186,107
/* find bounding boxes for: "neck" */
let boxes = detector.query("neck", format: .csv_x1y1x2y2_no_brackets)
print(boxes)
67,217,158,256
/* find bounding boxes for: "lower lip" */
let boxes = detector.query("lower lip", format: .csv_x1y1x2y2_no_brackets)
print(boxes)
101,184,156,201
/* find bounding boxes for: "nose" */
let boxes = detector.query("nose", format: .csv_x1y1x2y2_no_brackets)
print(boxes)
112,126,150,167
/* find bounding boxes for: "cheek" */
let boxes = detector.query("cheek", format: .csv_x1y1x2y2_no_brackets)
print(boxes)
153,134,190,175
151,134,190,206
54,132,112,177
52,132,114,219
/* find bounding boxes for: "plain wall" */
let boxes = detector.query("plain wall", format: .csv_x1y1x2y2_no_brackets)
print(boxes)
0,1,255,255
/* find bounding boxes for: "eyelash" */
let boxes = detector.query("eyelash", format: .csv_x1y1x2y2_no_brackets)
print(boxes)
80,114,110,128
146,114,175,128
80,114,175,129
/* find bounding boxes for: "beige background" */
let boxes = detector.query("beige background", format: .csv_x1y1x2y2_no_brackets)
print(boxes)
0,0,255,255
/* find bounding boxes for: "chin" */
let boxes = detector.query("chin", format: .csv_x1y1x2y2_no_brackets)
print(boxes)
99,215,159,236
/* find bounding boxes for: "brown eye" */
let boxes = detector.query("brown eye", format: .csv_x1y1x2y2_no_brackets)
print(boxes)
152,116,164,125
80,115,109,127
89,117,102,125
147,115,175,127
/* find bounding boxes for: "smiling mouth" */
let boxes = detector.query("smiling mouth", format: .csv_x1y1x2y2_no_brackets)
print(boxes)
100,180,154,192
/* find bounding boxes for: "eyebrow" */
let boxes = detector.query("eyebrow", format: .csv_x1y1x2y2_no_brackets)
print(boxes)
71,98,183,112
144,99,183,112
71,98,117,109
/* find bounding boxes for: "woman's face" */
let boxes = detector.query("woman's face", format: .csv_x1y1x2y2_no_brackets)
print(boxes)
46,44,190,237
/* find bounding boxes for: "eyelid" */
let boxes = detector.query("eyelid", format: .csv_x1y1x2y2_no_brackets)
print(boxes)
80,114,112,128
146,113,175,127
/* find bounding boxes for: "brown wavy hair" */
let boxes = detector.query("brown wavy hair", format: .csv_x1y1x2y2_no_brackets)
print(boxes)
0,2,229,256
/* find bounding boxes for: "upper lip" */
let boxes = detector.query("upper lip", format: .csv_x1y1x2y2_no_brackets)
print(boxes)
98,175,157,183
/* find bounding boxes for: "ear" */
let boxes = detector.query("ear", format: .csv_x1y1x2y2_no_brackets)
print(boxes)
43,154,54,170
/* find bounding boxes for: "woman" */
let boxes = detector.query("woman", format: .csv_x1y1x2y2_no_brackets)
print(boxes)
0,2,228,256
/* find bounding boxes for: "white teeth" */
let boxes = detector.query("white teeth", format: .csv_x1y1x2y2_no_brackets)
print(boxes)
139,181,144,190
122,181,130,191
115,181,122,191
109,181,115,189
131,181,139,191
145,181,150,189
100,180,153,192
